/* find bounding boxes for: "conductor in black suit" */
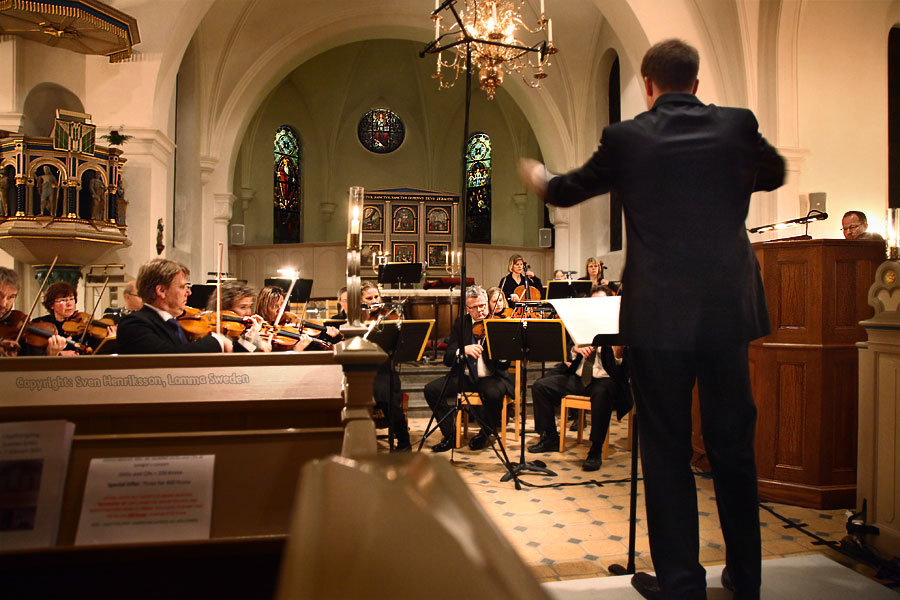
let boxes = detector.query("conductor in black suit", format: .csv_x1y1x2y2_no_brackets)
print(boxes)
520,39,785,600
118,258,232,354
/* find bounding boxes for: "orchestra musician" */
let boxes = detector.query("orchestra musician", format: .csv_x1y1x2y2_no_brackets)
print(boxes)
360,280,411,451
498,254,544,304
579,257,613,289
423,285,514,452
1,267,68,356
123,279,143,311
527,284,632,471
486,286,508,317
117,258,233,354
334,287,347,320
253,285,313,351
207,281,272,352
23,281,88,356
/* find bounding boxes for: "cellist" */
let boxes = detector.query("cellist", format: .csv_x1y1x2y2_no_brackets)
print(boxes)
498,254,544,305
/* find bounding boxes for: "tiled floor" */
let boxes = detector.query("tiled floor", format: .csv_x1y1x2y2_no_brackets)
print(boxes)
383,415,874,585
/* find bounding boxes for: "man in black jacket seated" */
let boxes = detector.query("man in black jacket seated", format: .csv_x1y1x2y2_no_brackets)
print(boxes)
528,284,632,471
424,285,514,452
118,258,232,354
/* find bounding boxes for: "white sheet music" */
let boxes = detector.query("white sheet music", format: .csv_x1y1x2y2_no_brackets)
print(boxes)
546,296,620,347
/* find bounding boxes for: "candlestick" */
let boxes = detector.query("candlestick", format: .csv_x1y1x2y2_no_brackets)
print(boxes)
548,18,552,42
541,0,545,16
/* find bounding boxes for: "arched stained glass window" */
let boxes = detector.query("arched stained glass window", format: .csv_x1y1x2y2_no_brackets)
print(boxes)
465,132,491,243
274,125,301,243
358,109,405,153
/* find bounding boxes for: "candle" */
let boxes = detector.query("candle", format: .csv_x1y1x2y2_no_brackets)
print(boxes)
540,0,545,15
435,16,440,38
435,0,438,9
548,18,552,42
492,2,498,21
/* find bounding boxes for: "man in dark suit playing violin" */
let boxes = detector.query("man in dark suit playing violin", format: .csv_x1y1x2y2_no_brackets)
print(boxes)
520,39,784,600
118,258,232,354
424,285,514,452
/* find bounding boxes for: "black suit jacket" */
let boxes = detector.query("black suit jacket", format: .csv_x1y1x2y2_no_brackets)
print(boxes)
118,306,223,354
568,345,632,419
444,315,514,395
547,93,785,350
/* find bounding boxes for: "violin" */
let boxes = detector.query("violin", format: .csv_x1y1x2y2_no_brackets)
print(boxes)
61,312,115,340
266,324,333,351
176,308,247,340
0,310,92,354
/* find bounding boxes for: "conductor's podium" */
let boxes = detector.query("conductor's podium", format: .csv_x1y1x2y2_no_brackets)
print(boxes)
0,344,386,596
693,238,884,509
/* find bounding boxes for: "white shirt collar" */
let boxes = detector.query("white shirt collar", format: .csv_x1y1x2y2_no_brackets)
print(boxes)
146,303,175,322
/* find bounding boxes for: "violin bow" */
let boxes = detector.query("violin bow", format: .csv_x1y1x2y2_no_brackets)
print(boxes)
15,255,59,345
80,274,110,345
273,272,297,327
216,242,224,337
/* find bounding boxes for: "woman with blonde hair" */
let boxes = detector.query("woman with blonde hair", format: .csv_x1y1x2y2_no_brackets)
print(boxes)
498,253,544,304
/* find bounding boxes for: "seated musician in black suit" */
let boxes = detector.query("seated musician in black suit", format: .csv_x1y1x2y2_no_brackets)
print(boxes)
424,285,514,452
118,258,232,354
528,284,632,471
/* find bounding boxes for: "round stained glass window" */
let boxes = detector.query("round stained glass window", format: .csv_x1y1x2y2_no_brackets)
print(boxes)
358,109,405,154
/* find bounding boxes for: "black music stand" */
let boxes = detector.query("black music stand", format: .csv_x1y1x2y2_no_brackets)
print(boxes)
265,278,313,304
377,262,424,288
484,318,567,481
186,284,216,310
365,319,434,450
546,279,593,299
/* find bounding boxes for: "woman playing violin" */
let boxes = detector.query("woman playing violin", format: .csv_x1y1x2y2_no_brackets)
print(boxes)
498,254,544,304
254,285,314,351
207,281,272,352
23,281,86,356
486,286,510,318
1,267,66,356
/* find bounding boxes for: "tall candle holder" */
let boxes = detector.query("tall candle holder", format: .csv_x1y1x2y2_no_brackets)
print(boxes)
887,208,900,260
345,186,366,332
444,249,461,276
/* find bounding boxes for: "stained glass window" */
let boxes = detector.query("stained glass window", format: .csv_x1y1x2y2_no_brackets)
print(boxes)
274,125,301,243
465,132,491,244
358,109,405,153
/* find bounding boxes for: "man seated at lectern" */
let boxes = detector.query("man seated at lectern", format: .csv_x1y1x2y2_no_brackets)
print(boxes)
424,285,514,452
118,258,233,354
841,210,884,241
527,284,633,471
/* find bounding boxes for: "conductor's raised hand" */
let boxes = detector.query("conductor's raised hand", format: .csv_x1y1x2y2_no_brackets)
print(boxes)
518,158,550,199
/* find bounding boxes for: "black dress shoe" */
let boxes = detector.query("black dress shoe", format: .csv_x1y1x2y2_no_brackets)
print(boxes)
631,572,662,600
721,567,734,592
468,430,489,450
394,443,412,452
431,436,455,453
582,454,602,472
721,567,760,600
527,433,560,453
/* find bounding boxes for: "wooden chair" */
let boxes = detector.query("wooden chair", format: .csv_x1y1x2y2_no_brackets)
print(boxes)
455,361,522,449
559,394,633,459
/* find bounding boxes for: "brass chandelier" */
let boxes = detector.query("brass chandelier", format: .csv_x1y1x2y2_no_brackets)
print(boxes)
426,0,556,99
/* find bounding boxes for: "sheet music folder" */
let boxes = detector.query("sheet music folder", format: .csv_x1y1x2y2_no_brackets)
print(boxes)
483,319,567,363
364,319,435,362
546,296,621,347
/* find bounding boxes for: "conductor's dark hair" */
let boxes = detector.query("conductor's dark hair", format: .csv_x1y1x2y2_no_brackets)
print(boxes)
842,210,868,224
640,39,700,92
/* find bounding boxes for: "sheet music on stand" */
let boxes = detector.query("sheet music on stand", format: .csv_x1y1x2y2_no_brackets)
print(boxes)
483,319,567,364
546,296,621,347
364,319,435,362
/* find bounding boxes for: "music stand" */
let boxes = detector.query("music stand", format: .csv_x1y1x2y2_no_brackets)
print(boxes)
377,262,424,288
484,318,568,480
186,284,216,310
546,279,593,299
265,277,313,304
365,319,435,450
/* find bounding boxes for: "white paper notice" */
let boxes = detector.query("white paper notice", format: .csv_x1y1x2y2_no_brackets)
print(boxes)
546,296,621,347
75,455,214,546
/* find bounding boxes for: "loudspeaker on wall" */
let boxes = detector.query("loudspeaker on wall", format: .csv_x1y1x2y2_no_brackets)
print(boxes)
230,224,245,246
538,228,552,248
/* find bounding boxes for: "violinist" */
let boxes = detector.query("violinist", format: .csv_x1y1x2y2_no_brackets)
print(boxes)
360,280,411,450
23,281,87,356
423,285,514,452
123,280,143,311
1,268,67,357
254,285,315,352
486,286,509,318
206,281,271,352
117,258,233,354
498,254,544,304
334,287,347,320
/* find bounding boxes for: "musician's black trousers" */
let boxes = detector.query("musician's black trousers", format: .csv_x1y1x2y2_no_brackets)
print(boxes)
531,372,619,444
423,373,507,439
373,365,410,447
629,344,760,599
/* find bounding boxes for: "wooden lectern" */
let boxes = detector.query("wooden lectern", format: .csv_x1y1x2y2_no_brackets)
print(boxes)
750,238,885,508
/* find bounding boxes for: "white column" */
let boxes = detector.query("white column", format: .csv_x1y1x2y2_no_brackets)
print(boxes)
547,204,569,271
213,192,236,274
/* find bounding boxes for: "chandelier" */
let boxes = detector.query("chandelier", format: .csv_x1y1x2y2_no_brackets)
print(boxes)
426,0,556,100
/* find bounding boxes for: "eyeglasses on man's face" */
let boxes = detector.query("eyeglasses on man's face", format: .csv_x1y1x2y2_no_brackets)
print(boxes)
841,224,861,233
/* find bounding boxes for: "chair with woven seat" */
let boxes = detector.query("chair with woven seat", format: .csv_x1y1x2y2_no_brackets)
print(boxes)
455,361,522,449
559,394,633,458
